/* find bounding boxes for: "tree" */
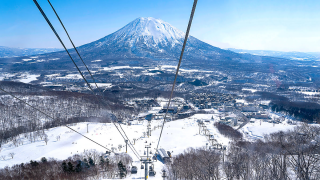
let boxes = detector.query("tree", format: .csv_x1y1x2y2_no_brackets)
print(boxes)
75,160,82,173
83,158,90,168
118,161,126,179
41,157,47,163
9,152,15,159
89,157,95,166
44,134,49,145
67,161,74,173
30,160,39,167
99,156,105,166
62,161,68,172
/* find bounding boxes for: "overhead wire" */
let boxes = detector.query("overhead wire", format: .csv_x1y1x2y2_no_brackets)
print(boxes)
33,0,141,159
0,86,112,152
47,0,101,92
33,0,95,94
47,0,141,159
156,0,198,151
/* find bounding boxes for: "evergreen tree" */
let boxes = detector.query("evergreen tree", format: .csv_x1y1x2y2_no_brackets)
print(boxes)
62,161,68,172
41,157,47,163
118,161,127,179
89,157,95,166
99,156,105,166
75,160,82,173
83,158,90,168
30,160,39,167
67,161,74,172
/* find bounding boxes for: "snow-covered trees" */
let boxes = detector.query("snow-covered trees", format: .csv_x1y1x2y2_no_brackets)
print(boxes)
165,123,320,180
0,149,132,179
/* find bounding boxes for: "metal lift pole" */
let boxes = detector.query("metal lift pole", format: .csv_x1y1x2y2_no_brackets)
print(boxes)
125,140,128,153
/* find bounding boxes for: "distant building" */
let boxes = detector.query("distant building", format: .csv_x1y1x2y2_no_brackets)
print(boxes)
159,107,177,114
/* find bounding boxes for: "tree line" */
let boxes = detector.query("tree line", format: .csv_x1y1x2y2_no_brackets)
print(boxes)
0,81,137,149
0,149,132,180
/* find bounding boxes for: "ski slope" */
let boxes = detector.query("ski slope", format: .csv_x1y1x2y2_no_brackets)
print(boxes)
0,112,300,179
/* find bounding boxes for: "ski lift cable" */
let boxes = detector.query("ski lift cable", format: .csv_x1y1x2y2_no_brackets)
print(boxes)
117,121,140,158
0,87,112,152
33,0,95,95
46,0,141,158
156,0,198,151
33,0,141,159
112,122,141,159
47,0,101,92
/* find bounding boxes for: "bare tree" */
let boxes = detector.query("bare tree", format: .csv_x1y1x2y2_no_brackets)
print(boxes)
9,152,15,159
44,134,49,145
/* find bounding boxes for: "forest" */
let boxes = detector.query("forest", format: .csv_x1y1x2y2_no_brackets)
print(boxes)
0,81,136,148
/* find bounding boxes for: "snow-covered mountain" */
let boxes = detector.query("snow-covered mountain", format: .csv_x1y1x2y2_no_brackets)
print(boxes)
98,17,185,47
2,17,288,73
74,17,226,61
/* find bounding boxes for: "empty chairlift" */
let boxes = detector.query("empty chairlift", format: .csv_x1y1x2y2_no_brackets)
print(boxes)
131,166,137,174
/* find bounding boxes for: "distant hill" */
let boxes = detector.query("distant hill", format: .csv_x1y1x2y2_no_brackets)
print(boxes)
0,46,62,58
228,48,320,61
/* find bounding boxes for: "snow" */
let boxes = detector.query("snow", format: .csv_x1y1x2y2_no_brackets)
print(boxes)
102,66,143,71
91,60,102,62
300,91,320,95
0,73,16,81
45,73,60,78
89,83,113,89
239,120,297,140
95,17,186,49
114,17,184,47
0,109,302,179
0,115,221,179
56,74,82,79
22,59,33,61
242,88,258,93
49,58,60,60
161,65,176,69
235,99,246,103
17,74,40,83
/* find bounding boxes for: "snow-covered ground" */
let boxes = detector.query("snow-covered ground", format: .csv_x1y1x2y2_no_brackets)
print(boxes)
17,73,40,83
239,120,297,139
0,114,218,179
0,110,302,179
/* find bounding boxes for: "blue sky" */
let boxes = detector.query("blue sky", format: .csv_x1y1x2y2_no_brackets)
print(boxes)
1,0,320,52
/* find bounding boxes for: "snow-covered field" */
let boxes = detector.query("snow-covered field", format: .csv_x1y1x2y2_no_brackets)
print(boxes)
17,73,40,83
240,120,297,139
0,110,301,179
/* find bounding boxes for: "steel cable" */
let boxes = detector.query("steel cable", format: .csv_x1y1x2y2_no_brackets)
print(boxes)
156,0,198,151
